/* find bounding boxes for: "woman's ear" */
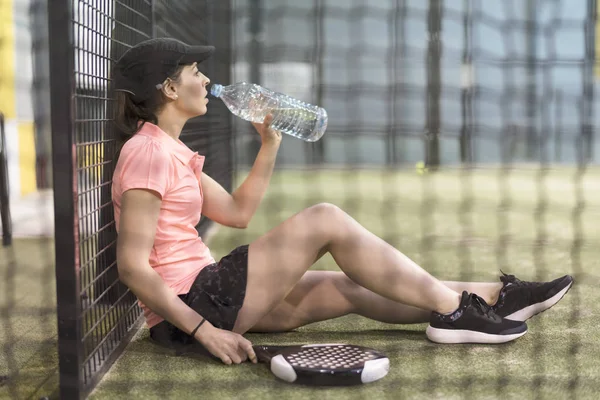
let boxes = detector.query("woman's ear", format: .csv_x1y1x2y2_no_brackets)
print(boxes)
160,78,178,101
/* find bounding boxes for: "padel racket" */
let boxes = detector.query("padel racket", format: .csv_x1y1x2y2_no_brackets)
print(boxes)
252,344,389,386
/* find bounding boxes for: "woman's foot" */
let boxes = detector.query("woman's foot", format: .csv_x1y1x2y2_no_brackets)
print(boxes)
426,291,527,344
491,272,574,321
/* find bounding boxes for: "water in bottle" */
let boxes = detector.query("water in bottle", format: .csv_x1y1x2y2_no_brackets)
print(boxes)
210,82,328,142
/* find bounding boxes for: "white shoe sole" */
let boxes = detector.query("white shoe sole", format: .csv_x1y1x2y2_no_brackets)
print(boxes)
504,280,573,321
426,326,527,344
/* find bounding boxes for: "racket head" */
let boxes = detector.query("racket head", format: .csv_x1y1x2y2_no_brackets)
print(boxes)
256,344,389,386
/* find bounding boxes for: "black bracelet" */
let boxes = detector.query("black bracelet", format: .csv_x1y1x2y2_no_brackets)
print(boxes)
190,318,206,338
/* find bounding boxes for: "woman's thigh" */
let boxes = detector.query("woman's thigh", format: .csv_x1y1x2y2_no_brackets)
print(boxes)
245,271,357,333
231,203,343,334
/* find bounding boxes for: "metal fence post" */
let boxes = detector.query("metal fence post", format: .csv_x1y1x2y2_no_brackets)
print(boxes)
0,112,11,246
48,1,82,398
425,0,442,170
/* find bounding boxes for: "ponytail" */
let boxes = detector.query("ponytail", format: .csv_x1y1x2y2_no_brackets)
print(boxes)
112,64,187,160
113,91,159,159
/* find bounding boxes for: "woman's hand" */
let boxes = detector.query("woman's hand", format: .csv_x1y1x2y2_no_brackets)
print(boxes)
196,325,257,365
252,113,282,147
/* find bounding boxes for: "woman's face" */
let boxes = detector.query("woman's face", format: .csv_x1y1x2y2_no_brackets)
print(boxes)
172,62,211,117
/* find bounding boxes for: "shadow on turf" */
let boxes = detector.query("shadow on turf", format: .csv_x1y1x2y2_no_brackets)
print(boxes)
123,329,424,389
96,328,600,396
134,328,427,365
95,322,600,397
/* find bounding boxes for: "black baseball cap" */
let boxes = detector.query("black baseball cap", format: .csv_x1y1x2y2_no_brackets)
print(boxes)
113,37,215,103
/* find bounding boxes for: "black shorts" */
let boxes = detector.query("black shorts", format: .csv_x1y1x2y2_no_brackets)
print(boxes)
149,244,249,350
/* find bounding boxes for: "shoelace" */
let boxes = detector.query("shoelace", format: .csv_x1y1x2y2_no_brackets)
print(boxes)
470,294,495,319
500,271,540,289
499,272,535,305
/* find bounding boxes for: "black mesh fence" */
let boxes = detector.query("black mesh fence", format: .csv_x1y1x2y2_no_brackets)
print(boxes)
1,0,596,399
46,0,232,398
49,2,147,398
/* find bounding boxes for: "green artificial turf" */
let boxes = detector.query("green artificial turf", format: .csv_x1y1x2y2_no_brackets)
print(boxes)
2,166,599,399
0,238,58,400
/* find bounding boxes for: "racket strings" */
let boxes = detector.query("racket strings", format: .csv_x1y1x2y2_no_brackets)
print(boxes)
285,346,379,370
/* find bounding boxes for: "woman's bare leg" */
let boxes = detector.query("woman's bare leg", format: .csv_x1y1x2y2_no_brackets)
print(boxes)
249,271,504,332
233,203,463,334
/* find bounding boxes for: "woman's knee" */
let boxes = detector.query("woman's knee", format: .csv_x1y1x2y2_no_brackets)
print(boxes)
301,203,348,234
293,203,346,246
306,202,345,217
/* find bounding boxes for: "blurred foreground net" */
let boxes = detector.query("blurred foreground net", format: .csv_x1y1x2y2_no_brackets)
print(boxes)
2,0,595,399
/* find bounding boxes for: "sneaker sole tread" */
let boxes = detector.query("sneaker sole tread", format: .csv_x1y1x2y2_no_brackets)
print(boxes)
425,326,527,344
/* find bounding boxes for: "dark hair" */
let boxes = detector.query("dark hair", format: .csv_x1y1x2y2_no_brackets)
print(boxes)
113,65,186,159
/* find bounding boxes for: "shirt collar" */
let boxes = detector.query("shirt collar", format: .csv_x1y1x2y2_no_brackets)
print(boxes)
137,121,200,165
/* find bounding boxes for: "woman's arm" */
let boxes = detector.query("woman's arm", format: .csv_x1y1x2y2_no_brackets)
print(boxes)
201,114,282,228
117,188,256,364
117,188,211,333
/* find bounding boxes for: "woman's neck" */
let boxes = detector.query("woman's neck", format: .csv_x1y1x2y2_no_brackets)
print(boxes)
156,110,187,140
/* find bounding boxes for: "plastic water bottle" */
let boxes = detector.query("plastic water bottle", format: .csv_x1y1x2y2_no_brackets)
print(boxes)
210,82,328,142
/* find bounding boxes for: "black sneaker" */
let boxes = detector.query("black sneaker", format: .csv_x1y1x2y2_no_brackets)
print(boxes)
426,291,527,344
492,272,573,321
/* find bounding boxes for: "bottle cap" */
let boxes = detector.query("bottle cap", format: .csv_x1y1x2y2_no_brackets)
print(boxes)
210,84,223,97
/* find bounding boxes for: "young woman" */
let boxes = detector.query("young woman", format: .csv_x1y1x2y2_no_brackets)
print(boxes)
111,38,573,365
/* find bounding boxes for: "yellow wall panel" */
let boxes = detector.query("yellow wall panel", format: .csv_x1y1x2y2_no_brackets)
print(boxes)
18,121,36,195
0,0,15,119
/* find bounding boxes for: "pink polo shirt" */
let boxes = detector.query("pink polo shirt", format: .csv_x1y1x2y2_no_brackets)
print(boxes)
112,122,215,327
